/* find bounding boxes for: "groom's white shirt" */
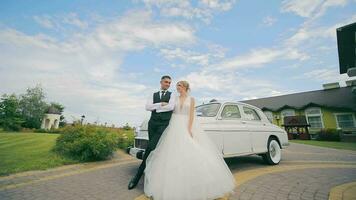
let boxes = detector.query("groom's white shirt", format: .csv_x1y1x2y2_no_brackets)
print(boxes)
145,90,176,113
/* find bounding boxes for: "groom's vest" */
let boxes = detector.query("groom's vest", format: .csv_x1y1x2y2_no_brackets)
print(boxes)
150,91,173,121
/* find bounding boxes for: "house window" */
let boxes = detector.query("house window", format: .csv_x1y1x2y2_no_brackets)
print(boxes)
305,107,323,128
335,114,355,128
308,116,323,128
263,111,273,123
281,109,295,124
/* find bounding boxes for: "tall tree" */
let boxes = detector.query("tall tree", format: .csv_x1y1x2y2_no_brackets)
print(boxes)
0,94,24,131
19,84,48,129
48,102,64,113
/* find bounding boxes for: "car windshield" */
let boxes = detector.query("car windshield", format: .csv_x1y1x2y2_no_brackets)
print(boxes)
195,103,221,117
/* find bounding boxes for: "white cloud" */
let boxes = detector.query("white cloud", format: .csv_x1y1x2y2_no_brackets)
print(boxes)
161,48,210,66
160,46,225,66
0,10,197,126
216,48,282,70
33,15,55,29
292,67,356,86
156,0,353,103
91,10,195,51
141,0,237,23
281,0,324,18
33,12,89,30
62,13,89,29
199,0,235,11
262,16,277,26
281,0,348,18
178,69,287,102
285,14,356,47
213,47,308,70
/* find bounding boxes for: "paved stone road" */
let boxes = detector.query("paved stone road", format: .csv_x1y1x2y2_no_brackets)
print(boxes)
0,142,355,200
231,167,356,200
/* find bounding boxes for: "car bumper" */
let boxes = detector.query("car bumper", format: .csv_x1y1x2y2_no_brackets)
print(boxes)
128,147,145,159
282,142,290,148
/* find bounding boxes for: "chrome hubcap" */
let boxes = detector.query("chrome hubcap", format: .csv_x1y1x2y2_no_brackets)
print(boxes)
270,145,276,157
269,140,281,163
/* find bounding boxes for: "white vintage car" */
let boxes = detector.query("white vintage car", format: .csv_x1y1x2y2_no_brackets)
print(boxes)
127,100,290,165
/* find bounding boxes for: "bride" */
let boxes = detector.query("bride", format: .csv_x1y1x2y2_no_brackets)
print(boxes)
144,80,237,200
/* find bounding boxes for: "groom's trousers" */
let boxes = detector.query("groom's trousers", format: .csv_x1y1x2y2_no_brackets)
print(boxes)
135,118,170,179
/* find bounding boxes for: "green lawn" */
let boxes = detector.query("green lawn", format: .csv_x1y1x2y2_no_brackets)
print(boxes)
0,132,78,176
290,140,356,151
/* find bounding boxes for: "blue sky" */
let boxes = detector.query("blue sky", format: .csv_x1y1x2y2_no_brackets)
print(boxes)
1,0,355,126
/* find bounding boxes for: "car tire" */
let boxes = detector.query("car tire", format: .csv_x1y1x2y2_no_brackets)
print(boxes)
262,138,281,165
137,150,145,160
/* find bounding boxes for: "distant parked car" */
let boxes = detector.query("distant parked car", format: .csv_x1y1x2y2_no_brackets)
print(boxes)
127,101,289,165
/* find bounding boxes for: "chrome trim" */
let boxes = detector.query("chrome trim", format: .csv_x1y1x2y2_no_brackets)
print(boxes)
204,129,285,133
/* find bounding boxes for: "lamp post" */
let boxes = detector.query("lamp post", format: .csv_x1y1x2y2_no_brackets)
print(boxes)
81,115,85,125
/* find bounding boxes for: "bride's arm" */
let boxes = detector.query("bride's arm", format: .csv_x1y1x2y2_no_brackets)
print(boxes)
188,97,195,137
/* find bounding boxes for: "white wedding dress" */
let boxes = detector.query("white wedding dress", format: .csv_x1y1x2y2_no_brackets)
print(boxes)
144,95,237,200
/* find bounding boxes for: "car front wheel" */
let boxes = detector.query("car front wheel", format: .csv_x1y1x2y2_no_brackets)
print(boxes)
262,138,281,165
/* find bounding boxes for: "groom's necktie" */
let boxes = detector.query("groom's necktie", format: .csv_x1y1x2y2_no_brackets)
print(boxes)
160,90,166,100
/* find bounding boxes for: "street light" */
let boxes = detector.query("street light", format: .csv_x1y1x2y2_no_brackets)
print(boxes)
81,115,85,125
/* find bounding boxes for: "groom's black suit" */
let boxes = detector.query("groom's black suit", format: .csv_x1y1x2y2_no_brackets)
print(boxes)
134,90,173,182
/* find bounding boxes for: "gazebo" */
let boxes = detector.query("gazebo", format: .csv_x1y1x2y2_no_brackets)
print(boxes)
41,106,61,130
282,116,311,140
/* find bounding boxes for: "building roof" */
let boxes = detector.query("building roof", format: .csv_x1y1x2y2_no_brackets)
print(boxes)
241,86,356,112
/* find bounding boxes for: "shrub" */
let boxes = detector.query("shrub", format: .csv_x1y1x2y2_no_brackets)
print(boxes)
54,125,119,161
315,128,341,141
21,128,36,132
117,131,134,149
35,128,61,134
104,127,134,150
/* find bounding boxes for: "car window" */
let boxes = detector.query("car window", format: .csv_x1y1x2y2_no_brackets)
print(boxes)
243,106,261,120
195,103,221,117
221,105,241,119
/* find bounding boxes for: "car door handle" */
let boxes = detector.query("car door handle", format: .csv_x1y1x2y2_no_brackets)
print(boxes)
241,121,247,124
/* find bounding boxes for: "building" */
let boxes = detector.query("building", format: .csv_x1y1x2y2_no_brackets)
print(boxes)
41,106,61,130
241,80,356,138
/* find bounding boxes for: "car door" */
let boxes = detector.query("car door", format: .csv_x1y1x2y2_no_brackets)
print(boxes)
241,106,269,153
196,103,224,153
217,104,252,156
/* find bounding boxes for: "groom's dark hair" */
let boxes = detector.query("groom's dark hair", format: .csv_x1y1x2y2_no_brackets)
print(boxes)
161,75,171,80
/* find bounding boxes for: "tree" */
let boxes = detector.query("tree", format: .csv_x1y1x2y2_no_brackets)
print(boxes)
48,102,64,112
19,84,48,129
0,94,24,131
48,102,66,127
123,123,131,130
59,115,67,127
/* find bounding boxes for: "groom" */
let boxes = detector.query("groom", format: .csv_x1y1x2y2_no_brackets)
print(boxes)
128,75,175,190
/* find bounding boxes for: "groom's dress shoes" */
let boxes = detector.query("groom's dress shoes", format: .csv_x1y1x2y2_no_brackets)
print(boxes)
128,173,141,190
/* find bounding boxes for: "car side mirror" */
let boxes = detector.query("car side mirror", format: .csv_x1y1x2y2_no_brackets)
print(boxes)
196,111,203,116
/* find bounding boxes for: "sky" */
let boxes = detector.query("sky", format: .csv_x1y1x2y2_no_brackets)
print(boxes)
0,0,355,127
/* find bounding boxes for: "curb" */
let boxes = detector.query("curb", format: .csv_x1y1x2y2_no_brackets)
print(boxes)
329,181,356,200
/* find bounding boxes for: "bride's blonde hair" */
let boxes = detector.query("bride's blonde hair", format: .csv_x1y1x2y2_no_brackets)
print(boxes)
177,80,191,93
